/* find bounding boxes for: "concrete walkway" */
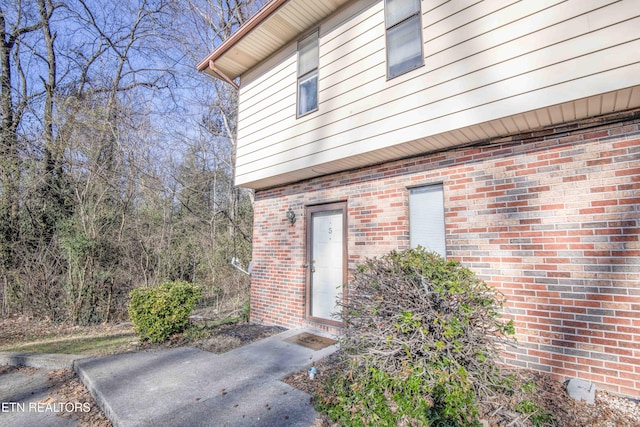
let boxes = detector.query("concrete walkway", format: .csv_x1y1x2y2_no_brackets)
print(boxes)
75,328,338,427
0,365,79,427
0,351,98,427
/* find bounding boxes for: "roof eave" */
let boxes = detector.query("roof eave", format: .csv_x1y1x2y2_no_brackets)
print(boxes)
196,0,288,79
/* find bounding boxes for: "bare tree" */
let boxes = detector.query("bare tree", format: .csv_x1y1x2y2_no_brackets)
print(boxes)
50,0,180,323
179,0,263,229
178,0,263,288
1,0,264,323
0,1,43,313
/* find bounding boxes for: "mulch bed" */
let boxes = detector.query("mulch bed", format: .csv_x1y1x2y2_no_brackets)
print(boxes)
282,351,640,427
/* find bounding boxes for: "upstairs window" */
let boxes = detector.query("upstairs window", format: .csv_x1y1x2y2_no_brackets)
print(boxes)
385,0,423,79
297,30,319,117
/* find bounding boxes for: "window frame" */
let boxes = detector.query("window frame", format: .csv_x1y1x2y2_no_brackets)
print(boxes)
384,0,424,79
408,183,447,257
296,29,319,118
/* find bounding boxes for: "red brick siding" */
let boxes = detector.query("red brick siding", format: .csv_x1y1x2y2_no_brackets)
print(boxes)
250,112,640,395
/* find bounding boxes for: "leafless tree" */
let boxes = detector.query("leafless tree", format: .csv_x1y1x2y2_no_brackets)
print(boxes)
1,1,44,313
1,0,263,323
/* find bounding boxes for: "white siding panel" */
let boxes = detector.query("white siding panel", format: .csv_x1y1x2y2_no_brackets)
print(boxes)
406,66,640,144
238,87,296,138
236,62,640,184
424,0,494,25
238,33,640,168
238,73,296,139
425,0,565,46
425,1,630,81
239,16,384,145
321,0,381,60
237,2,381,147
322,53,385,104
240,11,639,151
321,26,384,92
235,0,640,188
238,50,296,119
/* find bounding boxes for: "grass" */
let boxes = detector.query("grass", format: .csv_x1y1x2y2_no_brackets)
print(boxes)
0,315,273,357
0,331,137,356
0,316,249,357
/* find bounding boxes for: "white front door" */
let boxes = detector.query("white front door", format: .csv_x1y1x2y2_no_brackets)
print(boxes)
307,204,345,324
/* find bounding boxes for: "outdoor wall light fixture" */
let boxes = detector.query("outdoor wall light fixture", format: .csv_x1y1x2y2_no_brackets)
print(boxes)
286,207,296,224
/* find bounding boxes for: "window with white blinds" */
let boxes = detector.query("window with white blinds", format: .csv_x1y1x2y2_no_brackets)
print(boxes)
384,0,423,78
409,184,446,257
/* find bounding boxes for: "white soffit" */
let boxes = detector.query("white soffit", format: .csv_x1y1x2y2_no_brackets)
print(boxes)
204,0,350,81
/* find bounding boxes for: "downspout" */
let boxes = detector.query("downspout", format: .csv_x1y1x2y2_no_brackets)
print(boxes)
231,257,252,276
209,60,239,90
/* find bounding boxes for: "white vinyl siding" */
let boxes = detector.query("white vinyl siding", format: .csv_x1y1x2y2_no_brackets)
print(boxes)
235,0,640,189
409,184,446,257
385,0,423,78
297,31,319,116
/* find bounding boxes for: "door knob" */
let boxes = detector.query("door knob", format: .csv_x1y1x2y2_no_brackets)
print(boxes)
304,260,316,273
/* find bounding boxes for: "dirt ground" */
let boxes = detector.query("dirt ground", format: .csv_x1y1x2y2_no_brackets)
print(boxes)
139,321,286,353
282,352,640,427
0,314,285,354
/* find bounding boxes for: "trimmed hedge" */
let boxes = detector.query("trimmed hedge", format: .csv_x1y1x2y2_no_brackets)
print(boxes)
128,281,201,343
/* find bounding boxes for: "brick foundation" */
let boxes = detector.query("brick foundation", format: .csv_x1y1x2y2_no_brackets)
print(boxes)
250,110,640,396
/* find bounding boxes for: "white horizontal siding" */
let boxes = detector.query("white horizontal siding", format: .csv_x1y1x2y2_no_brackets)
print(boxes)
237,0,382,154
237,0,386,160
238,47,296,121
235,0,640,188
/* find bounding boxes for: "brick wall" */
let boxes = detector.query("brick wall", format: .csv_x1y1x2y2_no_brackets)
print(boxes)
250,111,640,395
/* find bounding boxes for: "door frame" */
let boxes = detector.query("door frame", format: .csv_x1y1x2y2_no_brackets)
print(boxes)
305,202,347,326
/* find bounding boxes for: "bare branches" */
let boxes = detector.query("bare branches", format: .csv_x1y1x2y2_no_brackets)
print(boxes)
0,5,43,50
1,0,258,323
1,1,46,273
340,249,516,389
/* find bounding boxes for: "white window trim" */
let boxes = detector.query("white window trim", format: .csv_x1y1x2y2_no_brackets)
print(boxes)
297,29,319,117
408,183,447,257
384,0,424,79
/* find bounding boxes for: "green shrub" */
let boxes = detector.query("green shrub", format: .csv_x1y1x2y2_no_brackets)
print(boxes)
316,247,515,426
316,366,435,427
128,281,201,343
